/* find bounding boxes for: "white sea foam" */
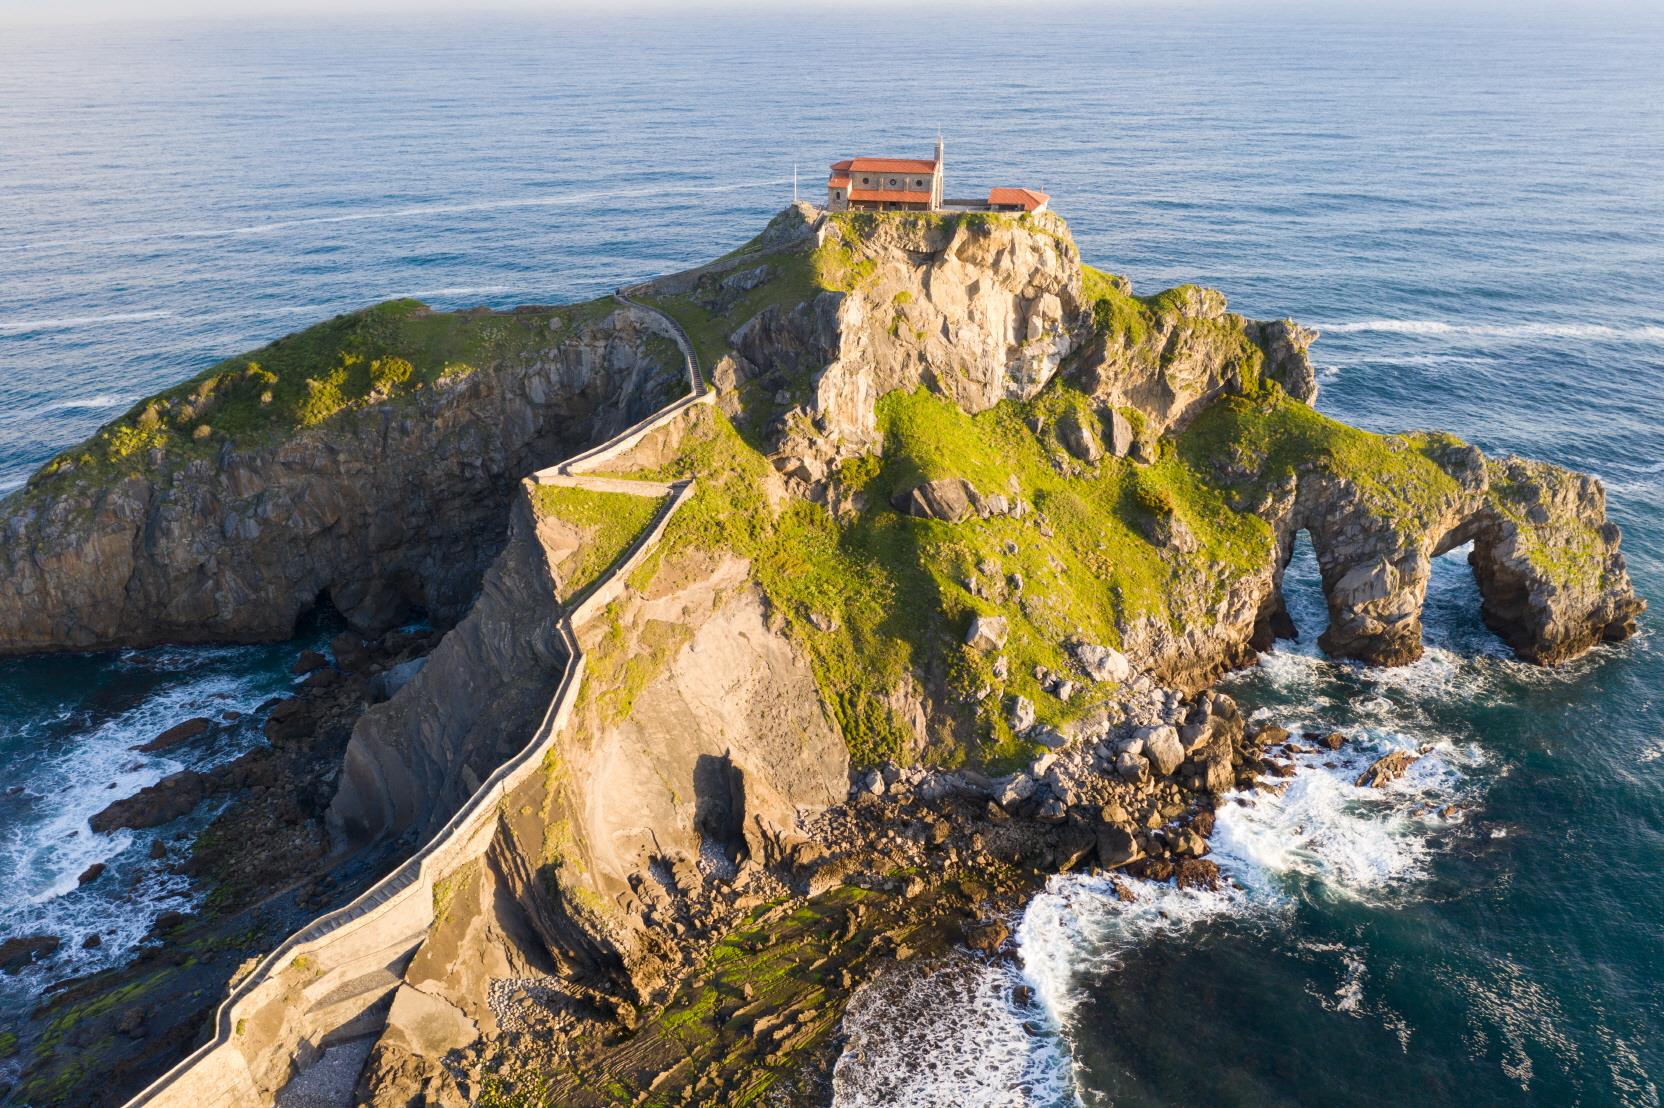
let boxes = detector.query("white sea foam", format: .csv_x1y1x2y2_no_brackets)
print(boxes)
5,178,792,254
830,725,1480,1108
0,649,287,995
0,309,173,334
398,285,519,299
832,956,1071,1108
3,392,133,423
1320,319,1664,344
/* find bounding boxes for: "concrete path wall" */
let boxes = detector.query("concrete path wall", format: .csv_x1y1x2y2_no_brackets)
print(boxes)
126,290,712,1108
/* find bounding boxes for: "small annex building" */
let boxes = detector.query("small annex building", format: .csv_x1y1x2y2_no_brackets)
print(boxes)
827,138,1049,215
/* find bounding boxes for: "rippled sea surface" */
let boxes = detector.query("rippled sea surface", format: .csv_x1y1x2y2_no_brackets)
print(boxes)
2,4,1661,1103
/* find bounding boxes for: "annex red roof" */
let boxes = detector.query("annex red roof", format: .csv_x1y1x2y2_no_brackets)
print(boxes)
987,187,1050,210
829,159,854,172
847,188,934,204
846,156,938,174
828,176,851,189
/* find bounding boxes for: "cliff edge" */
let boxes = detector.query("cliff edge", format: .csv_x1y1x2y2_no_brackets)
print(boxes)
0,204,1642,1108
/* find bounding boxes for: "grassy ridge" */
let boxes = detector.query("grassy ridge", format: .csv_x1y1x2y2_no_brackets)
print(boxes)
26,296,615,493
579,357,1479,772
529,484,668,602
587,381,1277,769
1178,389,1468,538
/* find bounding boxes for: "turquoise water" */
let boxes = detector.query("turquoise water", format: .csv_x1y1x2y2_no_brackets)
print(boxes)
1,5,1660,1103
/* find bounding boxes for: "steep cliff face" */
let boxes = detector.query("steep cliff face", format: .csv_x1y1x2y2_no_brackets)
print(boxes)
0,301,683,654
326,494,571,845
1,205,1645,1108
1470,455,1646,662
807,211,1084,441
352,507,852,1103
1073,276,1319,439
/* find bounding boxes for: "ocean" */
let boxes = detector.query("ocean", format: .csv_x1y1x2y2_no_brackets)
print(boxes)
1,4,1660,1103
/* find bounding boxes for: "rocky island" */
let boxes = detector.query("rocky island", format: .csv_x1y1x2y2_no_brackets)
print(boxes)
0,204,1643,1106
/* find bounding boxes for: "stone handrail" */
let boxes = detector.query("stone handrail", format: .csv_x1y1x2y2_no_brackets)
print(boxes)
125,288,710,1107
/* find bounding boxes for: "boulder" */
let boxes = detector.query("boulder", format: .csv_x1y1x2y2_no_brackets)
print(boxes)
1057,409,1103,462
90,770,209,832
263,697,315,743
1096,824,1141,868
77,862,107,885
1071,638,1124,682
1006,695,1036,731
1140,725,1185,776
132,716,213,754
1135,858,1175,882
115,1005,149,1038
1356,749,1421,789
965,615,1009,652
1115,750,1149,783
289,649,329,676
995,773,1036,809
1202,753,1236,794
892,478,980,523
722,264,773,293
1105,408,1135,458
1174,858,1222,891
0,934,60,973
1028,725,1067,750
1056,825,1096,870
371,656,428,703
1034,794,1068,823
1169,828,1208,858
330,631,372,673
961,918,1009,956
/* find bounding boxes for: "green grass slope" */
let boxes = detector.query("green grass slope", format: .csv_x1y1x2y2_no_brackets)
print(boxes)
23,296,615,497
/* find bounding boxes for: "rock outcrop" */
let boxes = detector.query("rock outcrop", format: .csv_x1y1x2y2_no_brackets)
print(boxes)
327,494,572,845
1253,431,1643,669
0,304,683,654
808,211,1084,444
1469,456,1645,662
0,204,1644,1108
1075,283,1319,439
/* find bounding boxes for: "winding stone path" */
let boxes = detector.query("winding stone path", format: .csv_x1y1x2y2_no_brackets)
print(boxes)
126,290,712,1108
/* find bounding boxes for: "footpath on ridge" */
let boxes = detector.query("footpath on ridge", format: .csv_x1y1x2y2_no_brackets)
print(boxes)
126,289,713,1108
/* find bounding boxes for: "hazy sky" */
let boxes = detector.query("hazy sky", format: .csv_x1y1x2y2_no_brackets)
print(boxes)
1,0,1656,26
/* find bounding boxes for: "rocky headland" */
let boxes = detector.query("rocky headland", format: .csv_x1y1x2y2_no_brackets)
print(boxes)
0,203,1643,1106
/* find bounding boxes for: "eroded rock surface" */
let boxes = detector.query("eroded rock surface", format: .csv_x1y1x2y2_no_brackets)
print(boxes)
0,307,682,654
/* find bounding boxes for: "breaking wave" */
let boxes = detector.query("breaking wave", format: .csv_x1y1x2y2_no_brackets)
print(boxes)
0,310,174,335
830,703,1484,1107
0,642,312,1004
833,544,1497,1106
1320,319,1664,344
4,178,792,255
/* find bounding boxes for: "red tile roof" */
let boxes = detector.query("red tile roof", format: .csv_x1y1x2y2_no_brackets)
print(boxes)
987,187,1050,210
830,159,854,172
847,157,938,173
847,188,934,204
828,176,851,189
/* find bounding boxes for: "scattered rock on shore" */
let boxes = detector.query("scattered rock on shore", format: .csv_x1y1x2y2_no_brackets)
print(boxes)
1355,749,1421,788
132,717,213,754
90,771,209,832
0,934,60,973
960,918,1009,956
